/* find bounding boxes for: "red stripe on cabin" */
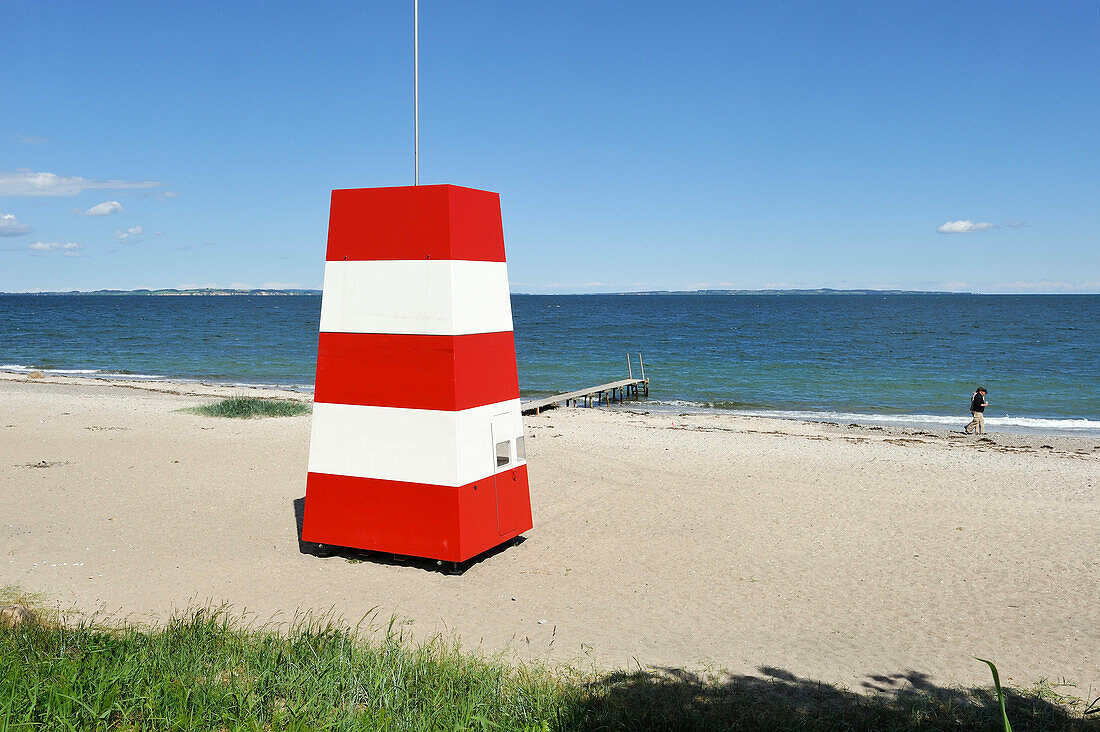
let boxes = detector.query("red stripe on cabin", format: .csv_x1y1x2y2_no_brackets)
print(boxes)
325,184,506,263
302,466,532,562
313,331,520,411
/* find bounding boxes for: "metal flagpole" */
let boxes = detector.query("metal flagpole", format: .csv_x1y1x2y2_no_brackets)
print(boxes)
411,0,413,186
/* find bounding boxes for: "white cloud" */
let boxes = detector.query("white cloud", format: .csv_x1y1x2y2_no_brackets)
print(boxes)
0,213,32,237
0,171,161,197
28,241,84,252
260,281,302,289
14,135,48,144
79,201,123,216
112,225,144,242
228,282,253,290
938,220,996,234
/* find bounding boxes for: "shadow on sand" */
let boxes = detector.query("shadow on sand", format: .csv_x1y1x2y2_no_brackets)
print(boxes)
292,496,523,575
288,499,1097,729
559,665,1098,731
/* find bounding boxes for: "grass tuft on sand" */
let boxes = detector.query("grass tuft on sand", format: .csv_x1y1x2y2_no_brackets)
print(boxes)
187,397,311,419
1,606,1095,731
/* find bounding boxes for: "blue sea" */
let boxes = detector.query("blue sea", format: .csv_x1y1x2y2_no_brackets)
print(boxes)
2,293,1098,436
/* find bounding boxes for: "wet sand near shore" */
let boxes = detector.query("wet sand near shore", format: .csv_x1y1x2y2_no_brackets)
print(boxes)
1,372,1097,693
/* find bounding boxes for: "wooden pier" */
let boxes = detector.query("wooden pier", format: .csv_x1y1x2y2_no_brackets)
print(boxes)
522,353,649,415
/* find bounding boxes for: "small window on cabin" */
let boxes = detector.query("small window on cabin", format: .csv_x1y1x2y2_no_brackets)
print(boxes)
495,440,510,468
515,436,526,461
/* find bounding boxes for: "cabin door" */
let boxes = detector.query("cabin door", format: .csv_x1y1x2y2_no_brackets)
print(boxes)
490,413,520,536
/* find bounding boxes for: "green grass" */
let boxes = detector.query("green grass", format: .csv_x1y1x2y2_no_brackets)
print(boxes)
0,609,570,731
976,657,1014,731
187,397,311,419
1,606,1096,731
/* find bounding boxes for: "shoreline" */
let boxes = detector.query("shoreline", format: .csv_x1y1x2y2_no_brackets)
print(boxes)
612,401,1100,438
4,370,1098,438
1,374,1097,692
0,367,315,396
0,369,312,402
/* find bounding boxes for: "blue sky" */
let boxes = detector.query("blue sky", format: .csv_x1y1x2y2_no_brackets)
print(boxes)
2,1,1098,293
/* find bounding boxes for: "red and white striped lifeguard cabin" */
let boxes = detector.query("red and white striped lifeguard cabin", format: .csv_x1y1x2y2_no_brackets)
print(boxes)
301,184,532,564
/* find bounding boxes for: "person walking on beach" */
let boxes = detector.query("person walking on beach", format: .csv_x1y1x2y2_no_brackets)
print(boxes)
965,387,988,434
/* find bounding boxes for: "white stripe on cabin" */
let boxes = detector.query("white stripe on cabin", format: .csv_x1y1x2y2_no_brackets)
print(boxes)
319,260,514,336
307,399,525,487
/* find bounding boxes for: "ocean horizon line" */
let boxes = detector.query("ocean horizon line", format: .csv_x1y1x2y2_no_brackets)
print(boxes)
8,286,1100,297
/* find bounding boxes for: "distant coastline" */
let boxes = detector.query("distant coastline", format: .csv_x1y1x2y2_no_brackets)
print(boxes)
0,287,975,297
580,288,967,296
8,287,1099,297
0,288,322,297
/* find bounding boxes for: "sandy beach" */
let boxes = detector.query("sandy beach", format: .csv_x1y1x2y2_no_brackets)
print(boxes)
1,371,1097,694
